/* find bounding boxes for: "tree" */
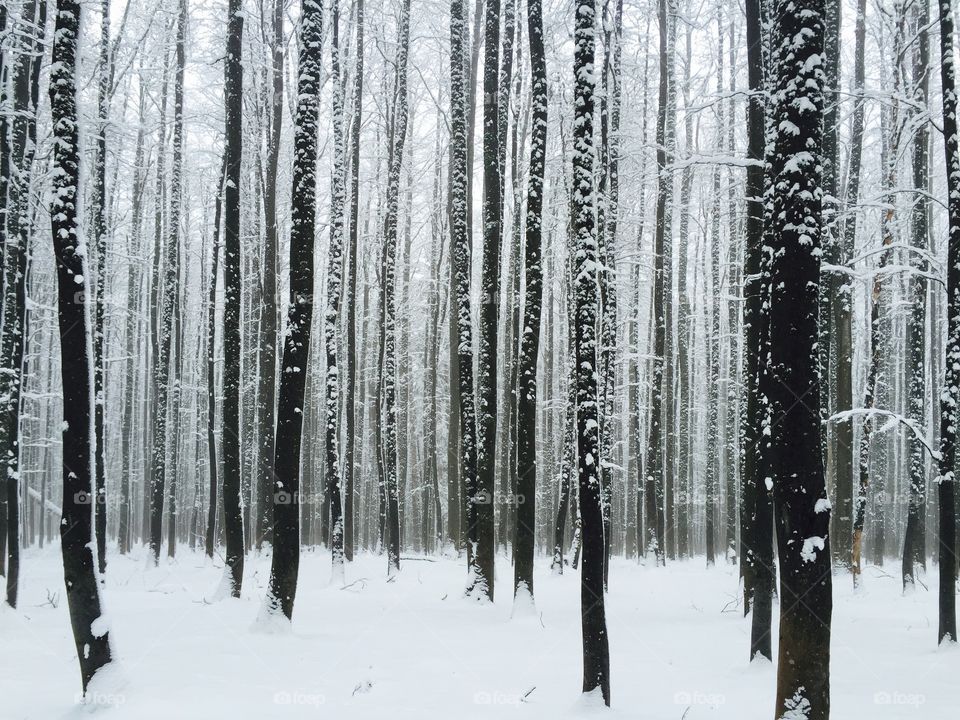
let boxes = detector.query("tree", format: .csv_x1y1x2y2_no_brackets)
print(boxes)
573,0,610,704
1,0,45,606
343,0,365,563
901,0,930,590
255,0,284,550
265,0,323,621
845,0,868,584
221,0,245,596
513,0,547,606
91,0,111,576
936,0,959,646
450,0,478,576
149,0,187,565
205,158,226,559
470,0,501,600
766,0,833,715
50,0,113,691
326,0,347,579
644,0,672,566
740,0,773,663
380,0,412,576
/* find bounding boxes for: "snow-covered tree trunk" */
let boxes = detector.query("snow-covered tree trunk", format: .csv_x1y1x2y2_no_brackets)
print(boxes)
343,0,365,563
469,0,501,600
91,0,110,576
254,0,284,551
766,0,833,715
265,0,323,620
846,0,868,583
380,0,411,576
644,0,673,566
1,0,45,606
740,0,773,663
513,0,547,606
450,0,479,586
221,0,245,597
573,0,609,704
326,0,347,579
49,0,114,691
901,0,930,589
936,0,959,646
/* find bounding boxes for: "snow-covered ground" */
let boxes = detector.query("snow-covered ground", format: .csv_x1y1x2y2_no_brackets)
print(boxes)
1,546,956,718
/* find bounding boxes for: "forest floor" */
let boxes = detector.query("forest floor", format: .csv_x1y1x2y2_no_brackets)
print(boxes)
1,545,957,718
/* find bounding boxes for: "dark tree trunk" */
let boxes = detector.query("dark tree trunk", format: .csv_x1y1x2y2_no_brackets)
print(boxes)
513,0,547,605
644,0,672,566
255,0,284,550
936,0,959,645
902,0,930,590
265,0,322,620
469,0,501,601
380,0,411,577
450,0,480,589
50,0,113,690
740,0,773,663
2,0,45,606
573,0,609,703
221,0,245,596
767,1,832,715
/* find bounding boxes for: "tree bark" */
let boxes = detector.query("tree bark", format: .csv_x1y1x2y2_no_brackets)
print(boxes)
513,0,547,606
265,0,323,620
573,0,609,703
936,0,959,645
50,0,114,690
767,1,833,715
221,0,245,596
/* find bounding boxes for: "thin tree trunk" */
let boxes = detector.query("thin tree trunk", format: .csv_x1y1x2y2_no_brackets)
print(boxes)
221,0,245,596
343,0,364,563
936,0,959,645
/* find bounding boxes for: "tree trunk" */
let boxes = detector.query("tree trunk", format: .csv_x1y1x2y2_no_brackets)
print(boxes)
50,0,114,690
573,0,609,703
513,0,547,606
265,0,323,620
450,0,480,592
936,0,959,645
767,1,833,715
343,0,365,563
2,0,45,606
326,0,348,580
740,0,773,663
644,0,672,566
221,0,245,596
380,0,412,576
469,0,501,600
